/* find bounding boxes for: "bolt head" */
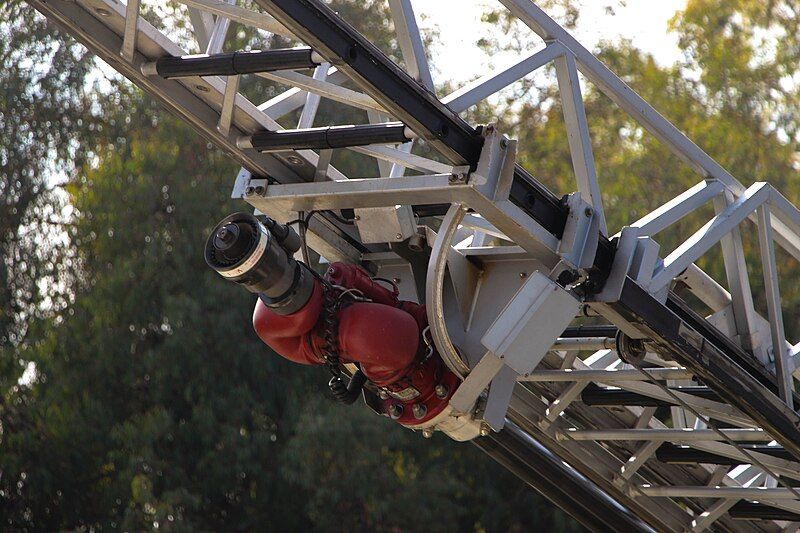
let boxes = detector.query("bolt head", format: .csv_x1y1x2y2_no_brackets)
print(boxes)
245,186,255,196
254,185,265,195
480,426,490,437
411,403,427,420
395,233,403,240
422,428,434,439
378,390,389,400
434,384,449,399
584,207,593,217
519,272,528,279
388,404,403,419
500,138,508,148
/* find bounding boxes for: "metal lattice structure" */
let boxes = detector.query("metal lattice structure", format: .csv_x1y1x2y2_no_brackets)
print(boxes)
28,0,800,530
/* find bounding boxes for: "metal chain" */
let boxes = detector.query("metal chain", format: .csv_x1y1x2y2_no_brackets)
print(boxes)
319,279,343,378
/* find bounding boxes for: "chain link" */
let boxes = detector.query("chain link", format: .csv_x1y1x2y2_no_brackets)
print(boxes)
319,280,343,378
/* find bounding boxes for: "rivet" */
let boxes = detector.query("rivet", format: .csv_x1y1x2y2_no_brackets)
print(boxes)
435,384,449,399
388,404,403,419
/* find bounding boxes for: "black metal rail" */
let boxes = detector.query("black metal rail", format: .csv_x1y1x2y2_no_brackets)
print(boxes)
145,48,319,78
614,280,800,460
729,502,800,521
247,123,411,152
582,384,719,407
475,420,655,533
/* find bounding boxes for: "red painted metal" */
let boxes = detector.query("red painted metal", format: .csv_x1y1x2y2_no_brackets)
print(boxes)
252,262,456,425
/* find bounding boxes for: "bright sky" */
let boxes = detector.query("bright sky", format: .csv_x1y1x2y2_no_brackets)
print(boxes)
415,0,687,84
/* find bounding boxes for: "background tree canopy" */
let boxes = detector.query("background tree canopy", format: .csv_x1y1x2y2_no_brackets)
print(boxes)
1,0,799,530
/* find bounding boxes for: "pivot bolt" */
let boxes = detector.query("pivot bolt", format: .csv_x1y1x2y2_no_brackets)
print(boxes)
388,404,403,419
557,269,580,286
412,403,427,420
407,233,424,252
434,384,449,399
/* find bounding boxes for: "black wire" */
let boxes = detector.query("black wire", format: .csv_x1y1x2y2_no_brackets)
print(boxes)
286,209,317,228
326,210,355,225
371,277,399,294
286,209,353,228
297,210,310,265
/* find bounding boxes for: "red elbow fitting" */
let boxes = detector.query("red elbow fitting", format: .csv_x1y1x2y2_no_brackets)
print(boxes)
252,262,456,425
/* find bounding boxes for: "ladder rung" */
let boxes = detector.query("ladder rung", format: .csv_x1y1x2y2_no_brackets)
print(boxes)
560,428,773,442
582,384,719,407
656,443,792,464
561,325,618,338
636,486,799,499
521,367,693,382
729,501,800,521
141,47,321,78
238,123,414,152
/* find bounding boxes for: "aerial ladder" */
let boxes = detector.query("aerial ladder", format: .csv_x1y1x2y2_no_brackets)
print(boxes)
27,0,800,530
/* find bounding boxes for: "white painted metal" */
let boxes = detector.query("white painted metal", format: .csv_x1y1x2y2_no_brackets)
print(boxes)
561,429,773,442
553,52,606,235
637,486,799,499
758,205,795,404
121,0,140,62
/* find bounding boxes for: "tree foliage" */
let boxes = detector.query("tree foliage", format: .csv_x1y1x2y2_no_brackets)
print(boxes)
0,1,96,351
4,0,800,530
